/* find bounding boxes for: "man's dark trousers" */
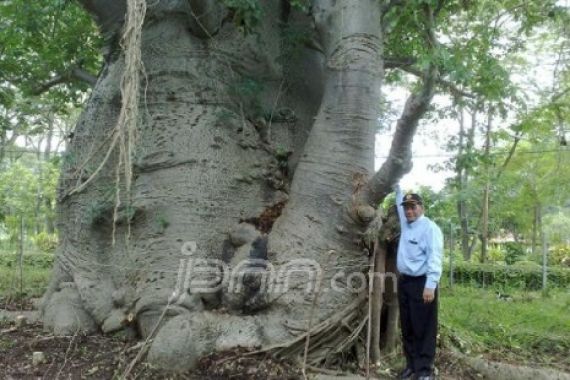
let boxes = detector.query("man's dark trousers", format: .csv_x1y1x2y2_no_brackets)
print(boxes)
398,274,438,376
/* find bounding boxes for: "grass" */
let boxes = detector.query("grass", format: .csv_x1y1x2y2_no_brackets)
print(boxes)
0,259,52,301
439,283,570,369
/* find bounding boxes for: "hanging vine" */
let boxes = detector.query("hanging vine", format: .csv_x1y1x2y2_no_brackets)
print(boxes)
68,0,146,244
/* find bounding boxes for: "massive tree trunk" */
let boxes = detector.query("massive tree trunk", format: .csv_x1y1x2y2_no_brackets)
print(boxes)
41,0,434,371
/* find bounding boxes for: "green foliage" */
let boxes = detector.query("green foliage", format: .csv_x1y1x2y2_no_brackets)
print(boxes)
0,253,54,269
549,245,570,267
214,108,237,125
229,76,264,114
85,199,112,225
544,213,570,245
232,77,263,99
0,161,38,216
0,253,53,299
488,246,505,262
222,0,263,34
446,261,570,290
289,0,309,12
504,242,525,265
0,158,59,238
31,232,58,252
155,214,170,234
0,0,101,105
0,1,97,185
278,22,312,65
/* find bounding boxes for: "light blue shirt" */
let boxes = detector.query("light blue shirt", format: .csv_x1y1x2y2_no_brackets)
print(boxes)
395,186,443,289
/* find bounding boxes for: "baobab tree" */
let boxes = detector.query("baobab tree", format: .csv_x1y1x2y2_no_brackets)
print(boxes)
37,0,550,371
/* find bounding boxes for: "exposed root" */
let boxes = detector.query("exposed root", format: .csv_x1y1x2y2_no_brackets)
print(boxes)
122,300,171,378
302,266,324,379
249,293,368,368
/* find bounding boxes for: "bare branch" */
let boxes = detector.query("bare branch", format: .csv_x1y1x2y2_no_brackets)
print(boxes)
31,66,97,95
551,87,570,104
388,61,472,98
398,65,475,99
384,56,475,99
77,0,126,38
363,4,440,206
495,131,522,181
384,56,416,69
32,75,68,96
71,67,98,86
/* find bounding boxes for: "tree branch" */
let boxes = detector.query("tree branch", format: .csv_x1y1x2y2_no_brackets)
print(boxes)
362,4,440,206
77,0,126,38
384,56,475,99
433,0,445,18
32,66,98,95
71,67,98,86
495,131,522,181
384,56,416,69
381,0,404,18
398,65,475,99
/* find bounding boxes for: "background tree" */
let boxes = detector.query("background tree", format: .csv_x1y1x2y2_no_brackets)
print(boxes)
0,0,98,242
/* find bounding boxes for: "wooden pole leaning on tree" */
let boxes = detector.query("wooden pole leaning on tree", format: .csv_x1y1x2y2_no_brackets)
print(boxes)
370,238,387,365
369,205,401,366
383,240,399,353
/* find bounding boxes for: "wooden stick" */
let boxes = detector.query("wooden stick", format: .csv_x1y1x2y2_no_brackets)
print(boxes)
370,239,387,364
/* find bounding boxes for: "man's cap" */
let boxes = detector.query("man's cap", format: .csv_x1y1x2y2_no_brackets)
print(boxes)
401,193,423,205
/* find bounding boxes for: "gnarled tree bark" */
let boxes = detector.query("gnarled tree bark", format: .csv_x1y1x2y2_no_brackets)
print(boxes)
41,0,439,371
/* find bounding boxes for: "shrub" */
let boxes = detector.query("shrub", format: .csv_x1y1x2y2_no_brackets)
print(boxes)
31,232,58,252
504,242,525,265
488,246,505,262
445,261,570,290
549,244,570,266
0,253,54,269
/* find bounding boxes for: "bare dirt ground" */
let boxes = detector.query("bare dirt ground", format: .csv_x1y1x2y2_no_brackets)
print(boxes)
0,317,308,379
0,319,472,380
0,299,564,380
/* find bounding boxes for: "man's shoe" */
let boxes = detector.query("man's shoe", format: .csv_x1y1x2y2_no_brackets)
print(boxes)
416,375,435,380
399,367,414,380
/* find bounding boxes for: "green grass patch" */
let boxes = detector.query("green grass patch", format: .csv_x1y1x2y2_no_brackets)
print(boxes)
439,284,570,367
443,262,570,290
0,254,52,300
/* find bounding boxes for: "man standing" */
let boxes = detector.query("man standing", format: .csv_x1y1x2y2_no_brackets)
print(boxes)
395,185,443,380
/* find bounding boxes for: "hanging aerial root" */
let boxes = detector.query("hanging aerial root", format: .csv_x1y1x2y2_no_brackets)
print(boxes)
67,0,146,228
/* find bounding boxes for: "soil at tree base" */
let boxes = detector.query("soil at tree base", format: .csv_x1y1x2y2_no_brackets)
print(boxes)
0,318,476,379
3,294,570,379
0,320,304,379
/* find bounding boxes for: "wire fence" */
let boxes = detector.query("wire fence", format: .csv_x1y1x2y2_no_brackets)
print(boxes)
440,220,570,292
1,212,569,313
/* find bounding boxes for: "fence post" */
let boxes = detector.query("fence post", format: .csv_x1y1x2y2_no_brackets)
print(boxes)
541,217,548,291
449,221,454,288
19,215,24,307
